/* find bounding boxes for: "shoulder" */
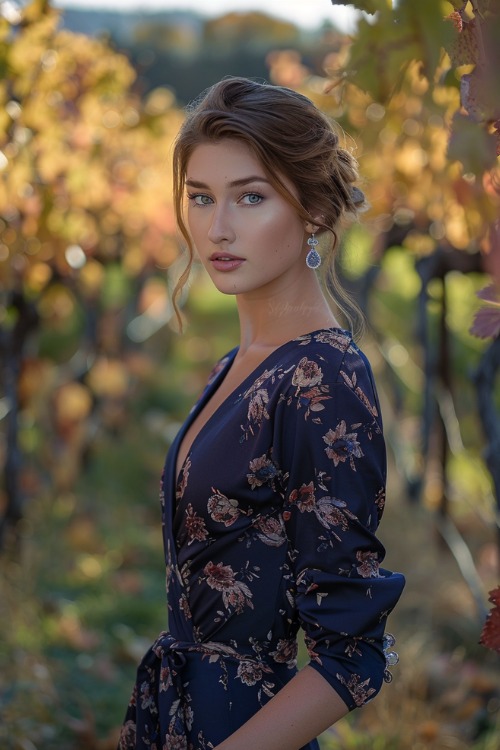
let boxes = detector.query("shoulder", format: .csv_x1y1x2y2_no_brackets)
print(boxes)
280,328,375,388
276,329,382,425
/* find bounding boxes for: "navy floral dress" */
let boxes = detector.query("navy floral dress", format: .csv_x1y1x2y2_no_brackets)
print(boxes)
118,328,405,750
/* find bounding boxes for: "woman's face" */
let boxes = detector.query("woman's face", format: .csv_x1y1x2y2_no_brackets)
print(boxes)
185,139,309,298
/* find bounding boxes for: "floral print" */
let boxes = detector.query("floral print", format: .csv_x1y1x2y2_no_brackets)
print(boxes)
237,659,271,686
356,550,381,578
295,385,332,421
176,455,191,503
289,481,316,512
269,638,298,666
118,328,405,750
184,504,208,545
253,515,286,547
292,357,323,389
339,367,379,419
323,420,363,470
314,496,357,537
240,366,278,439
335,672,377,707
207,489,242,526
246,453,280,489
315,329,354,351
202,561,254,614
247,388,270,425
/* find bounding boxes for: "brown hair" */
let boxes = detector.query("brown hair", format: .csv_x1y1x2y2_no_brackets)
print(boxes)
172,76,366,333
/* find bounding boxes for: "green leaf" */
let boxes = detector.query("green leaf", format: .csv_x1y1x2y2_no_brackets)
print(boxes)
341,0,454,101
346,15,418,101
396,0,455,78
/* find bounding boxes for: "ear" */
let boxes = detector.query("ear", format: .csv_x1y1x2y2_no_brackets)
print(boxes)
305,214,323,234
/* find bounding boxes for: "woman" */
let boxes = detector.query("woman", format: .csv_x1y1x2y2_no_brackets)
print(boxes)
119,76,405,750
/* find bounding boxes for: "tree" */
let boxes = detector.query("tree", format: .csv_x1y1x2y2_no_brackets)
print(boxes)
272,0,500,643
0,0,182,548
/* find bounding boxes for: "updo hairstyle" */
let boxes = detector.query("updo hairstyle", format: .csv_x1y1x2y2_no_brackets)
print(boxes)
172,76,366,332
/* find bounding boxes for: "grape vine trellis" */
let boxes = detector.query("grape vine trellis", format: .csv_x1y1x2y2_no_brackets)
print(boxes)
0,1,182,548
328,0,500,650
0,0,499,659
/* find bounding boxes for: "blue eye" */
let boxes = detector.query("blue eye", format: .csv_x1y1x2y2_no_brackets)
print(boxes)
242,193,263,205
188,193,213,206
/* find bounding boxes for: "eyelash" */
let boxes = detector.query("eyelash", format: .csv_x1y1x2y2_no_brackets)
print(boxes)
241,192,264,205
186,192,264,206
187,193,212,206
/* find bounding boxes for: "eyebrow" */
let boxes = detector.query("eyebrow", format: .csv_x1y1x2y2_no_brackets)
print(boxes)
185,176,271,189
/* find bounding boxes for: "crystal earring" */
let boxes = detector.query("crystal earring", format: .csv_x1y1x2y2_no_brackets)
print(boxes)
306,234,321,269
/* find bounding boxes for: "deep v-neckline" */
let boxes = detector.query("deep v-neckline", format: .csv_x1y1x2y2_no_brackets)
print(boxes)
173,326,349,488
174,338,291,486
174,348,238,485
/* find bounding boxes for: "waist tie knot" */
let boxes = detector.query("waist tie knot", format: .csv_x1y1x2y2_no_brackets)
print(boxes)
151,631,190,697
119,631,298,749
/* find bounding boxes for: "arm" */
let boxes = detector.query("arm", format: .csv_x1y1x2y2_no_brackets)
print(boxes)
215,665,348,750
219,348,404,749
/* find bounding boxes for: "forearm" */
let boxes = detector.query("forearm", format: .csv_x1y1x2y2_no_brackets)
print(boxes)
214,665,349,750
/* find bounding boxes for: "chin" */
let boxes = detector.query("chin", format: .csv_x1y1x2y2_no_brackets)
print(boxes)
208,279,239,296
208,276,248,296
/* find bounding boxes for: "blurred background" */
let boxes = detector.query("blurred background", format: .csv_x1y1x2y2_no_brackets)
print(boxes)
0,1,499,748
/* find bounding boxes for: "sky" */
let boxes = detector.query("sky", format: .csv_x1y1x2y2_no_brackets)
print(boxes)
53,0,359,32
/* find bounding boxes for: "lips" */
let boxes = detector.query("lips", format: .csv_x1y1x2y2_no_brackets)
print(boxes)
209,252,244,262
209,252,245,272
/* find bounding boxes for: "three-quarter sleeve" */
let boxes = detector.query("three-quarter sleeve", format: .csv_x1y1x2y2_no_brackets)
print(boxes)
276,349,405,710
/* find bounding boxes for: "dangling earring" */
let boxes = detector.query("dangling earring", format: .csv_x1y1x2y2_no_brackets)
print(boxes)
306,234,321,269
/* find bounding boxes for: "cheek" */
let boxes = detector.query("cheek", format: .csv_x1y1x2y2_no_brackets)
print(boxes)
186,210,206,244
256,206,300,236
186,205,197,229
260,213,304,256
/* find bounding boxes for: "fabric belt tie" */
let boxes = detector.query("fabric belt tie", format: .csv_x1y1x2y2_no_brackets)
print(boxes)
132,631,191,744
131,630,296,747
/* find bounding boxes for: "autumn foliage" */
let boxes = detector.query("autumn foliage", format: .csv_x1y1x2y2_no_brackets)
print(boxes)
269,0,500,655
278,1,500,330
0,1,499,747
1,0,183,525
480,585,500,653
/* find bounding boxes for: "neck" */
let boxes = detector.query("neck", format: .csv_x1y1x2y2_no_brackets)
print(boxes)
235,272,339,355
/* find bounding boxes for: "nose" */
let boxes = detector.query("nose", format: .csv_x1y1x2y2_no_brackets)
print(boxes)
207,203,235,245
